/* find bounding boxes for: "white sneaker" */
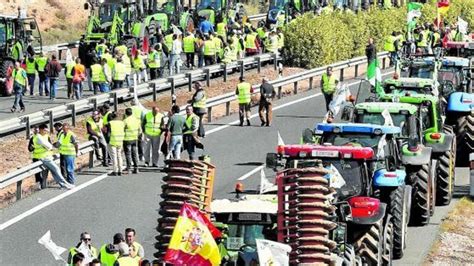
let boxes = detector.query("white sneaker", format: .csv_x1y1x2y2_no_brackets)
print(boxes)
63,183,75,190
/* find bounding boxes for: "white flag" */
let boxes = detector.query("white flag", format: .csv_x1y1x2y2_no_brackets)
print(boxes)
381,109,394,126
324,164,346,189
256,239,291,266
259,169,275,194
65,49,73,65
37,231,67,262
76,242,94,264
377,134,387,159
277,131,285,146
458,17,468,35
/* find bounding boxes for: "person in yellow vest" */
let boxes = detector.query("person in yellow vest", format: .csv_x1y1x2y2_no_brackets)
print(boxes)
147,44,161,80
105,112,125,176
221,40,235,64
11,61,27,113
116,41,128,57
203,34,216,66
216,16,227,40
98,233,124,266
96,39,108,57
183,31,196,69
122,51,133,87
101,57,112,92
183,105,201,160
125,228,145,258
265,31,279,54
320,67,338,112
113,57,127,89
384,31,397,67
25,54,36,95
416,26,429,54
65,59,76,99
123,108,141,174
132,49,146,84
212,33,224,63
245,29,259,56
164,31,174,54
277,28,284,51
235,76,253,126
67,232,98,265
142,106,164,167
90,58,103,95
86,111,108,167
56,123,79,184
189,81,207,137
36,51,49,96
11,38,23,62
115,242,141,266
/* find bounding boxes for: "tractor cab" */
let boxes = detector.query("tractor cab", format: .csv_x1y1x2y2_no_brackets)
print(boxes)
383,77,439,97
195,0,245,26
400,55,441,80
445,36,474,58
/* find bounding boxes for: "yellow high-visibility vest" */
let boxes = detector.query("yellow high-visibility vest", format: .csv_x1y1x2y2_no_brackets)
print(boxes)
124,116,140,141
144,112,163,136
58,131,76,156
237,82,251,104
321,73,337,94
109,120,125,147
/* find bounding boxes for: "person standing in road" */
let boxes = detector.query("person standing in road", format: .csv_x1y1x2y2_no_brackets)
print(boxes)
183,105,200,160
90,58,103,95
203,34,216,66
86,111,108,167
189,81,207,137
235,77,253,126
68,232,98,265
65,59,76,99
10,61,27,113
142,106,164,167
115,242,141,265
130,99,146,161
45,54,62,100
321,67,338,112
32,124,74,189
147,44,161,80
56,123,79,185
101,58,112,93
36,51,49,96
170,34,182,75
72,58,86,99
125,228,145,259
105,112,125,176
123,108,141,174
112,57,127,90
183,31,196,69
167,104,186,159
365,37,377,64
25,54,36,95
259,77,275,127
98,233,123,266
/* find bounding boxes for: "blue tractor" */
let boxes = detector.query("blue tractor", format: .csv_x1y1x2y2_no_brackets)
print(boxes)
311,122,412,261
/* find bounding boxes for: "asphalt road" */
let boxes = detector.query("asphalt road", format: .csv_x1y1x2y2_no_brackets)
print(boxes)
0,78,470,265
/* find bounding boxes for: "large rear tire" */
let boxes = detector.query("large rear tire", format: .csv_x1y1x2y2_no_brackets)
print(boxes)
408,164,431,226
455,113,474,167
382,219,394,265
387,185,410,259
435,136,455,206
352,220,383,266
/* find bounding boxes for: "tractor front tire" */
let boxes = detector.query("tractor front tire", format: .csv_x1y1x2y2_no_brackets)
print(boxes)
455,113,474,167
436,142,455,206
353,221,383,266
388,185,410,259
408,164,431,226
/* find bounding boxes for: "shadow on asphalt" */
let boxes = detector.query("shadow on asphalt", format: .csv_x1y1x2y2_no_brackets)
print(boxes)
275,114,324,119
235,162,263,166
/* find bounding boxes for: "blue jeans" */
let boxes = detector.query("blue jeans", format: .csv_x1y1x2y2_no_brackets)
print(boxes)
61,155,76,184
49,78,58,99
41,158,70,187
12,84,25,110
169,135,183,159
27,74,35,95
38,74,48,95
99,83,110,93
169,54,181,75
73,82,82,99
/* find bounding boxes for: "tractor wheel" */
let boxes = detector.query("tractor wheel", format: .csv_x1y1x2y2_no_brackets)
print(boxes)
436,137,455,206
408,163,431,226
343,244,362,266
387,185,410,259
455,113,474,166
382,219,394,265
353,220,383,266
430,160,437,216
0,60,14,96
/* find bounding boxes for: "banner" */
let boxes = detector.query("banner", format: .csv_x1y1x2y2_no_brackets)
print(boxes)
256,239,291,266
38,231,67,262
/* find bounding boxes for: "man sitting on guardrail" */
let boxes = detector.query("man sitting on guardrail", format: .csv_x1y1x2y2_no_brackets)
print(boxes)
31,124,74,189
86,111,108,167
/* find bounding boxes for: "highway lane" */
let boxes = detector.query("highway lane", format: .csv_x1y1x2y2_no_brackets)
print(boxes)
0,79,469,265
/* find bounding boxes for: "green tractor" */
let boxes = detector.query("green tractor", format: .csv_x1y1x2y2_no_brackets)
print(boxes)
193,0,247,27
0,12,42,96
266,0,317,27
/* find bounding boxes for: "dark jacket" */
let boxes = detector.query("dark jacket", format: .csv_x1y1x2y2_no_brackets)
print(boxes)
365,43,377,63
260,82,275,101
45,59,62,78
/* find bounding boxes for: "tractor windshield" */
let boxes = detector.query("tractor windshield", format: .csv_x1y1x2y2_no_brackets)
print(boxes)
438,70,462,88
224,223,275,250
269,0,288,9
356,113,409,136
99,3,122,23
321,133,382,149
0,20,6,47
197,0,222,10
407,65,435,79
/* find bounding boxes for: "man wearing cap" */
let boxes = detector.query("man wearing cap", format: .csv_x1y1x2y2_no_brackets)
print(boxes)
259,77,275,127
235,76,253,126
320,66,338,112
98,233,123,266
115,242,140,265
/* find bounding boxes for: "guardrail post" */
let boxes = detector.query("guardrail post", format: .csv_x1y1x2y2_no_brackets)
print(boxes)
16,180,22,200
273,53,278,70
239,60,244,79
354,64,359,78
169,77,175,96
223,64,228,82
151,82,157,101
293,81,298,94
71,104,76,127
257,57,262,73
309,77,313,90
186,73,192,92
226,102,231,116
382,57,386,69
24,116,30,139
89,150,94,168
340,68,344,81
205,68,210,87
90,98,97,111
48,111,54,131
207,107,212,122
112,92,118,112
278,86,282,99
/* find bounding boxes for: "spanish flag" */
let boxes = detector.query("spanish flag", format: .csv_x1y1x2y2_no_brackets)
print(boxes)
437,0,450,16
164,203,222,266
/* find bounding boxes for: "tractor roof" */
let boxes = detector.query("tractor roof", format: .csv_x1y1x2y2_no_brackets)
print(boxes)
211,198,277,214
380,93,439,104
316,123,401,135
440,56,470,67
355,102,418,114
384,77,436,88
279,144,375,160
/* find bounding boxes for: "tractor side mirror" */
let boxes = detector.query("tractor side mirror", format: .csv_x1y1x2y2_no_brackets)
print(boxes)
266,153,279,169
341,105,354,121
84,3,89,10
29,22,36,30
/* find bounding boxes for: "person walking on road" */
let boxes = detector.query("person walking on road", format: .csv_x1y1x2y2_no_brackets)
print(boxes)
147,44,161,80
68,232,98,265
170,34,182,75
86,111,108,167
72,58,86,99
123,108,141,174
365,37,377,64
259,77,275,127
32,124,74,189
321,67,338,112
142,106,164,167
235,77,253,126
65,59,76,99
98,233,123,266
125,228,145,259
167,104,186,159
25,54,36,95
10,61,27,113
183,105,201,160
36,51,49,96
189,81,207,137
105,112,125,176
112,57,127,90
45,54,62,100
56,123,79,184
101,57,112,93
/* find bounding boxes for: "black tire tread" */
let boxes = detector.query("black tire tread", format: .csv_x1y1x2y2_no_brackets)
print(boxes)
455,114,474,166
409,164,430,225
436,150,453,206
354,221,383,266
389,186,407,259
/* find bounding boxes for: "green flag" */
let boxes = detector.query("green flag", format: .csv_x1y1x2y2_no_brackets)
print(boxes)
367,59,381,87
407,2,422,23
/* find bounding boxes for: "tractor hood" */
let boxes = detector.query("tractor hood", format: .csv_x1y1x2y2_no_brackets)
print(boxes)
384,77,436,88
316,123,401,135
355,102,418,115
447,92,474,112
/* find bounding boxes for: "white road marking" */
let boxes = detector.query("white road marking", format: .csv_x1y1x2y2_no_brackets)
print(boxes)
237,165,265,181
0,72,394,231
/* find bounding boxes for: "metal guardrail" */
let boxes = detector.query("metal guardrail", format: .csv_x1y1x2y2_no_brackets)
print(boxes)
0,52,280,138
0,51,389,200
